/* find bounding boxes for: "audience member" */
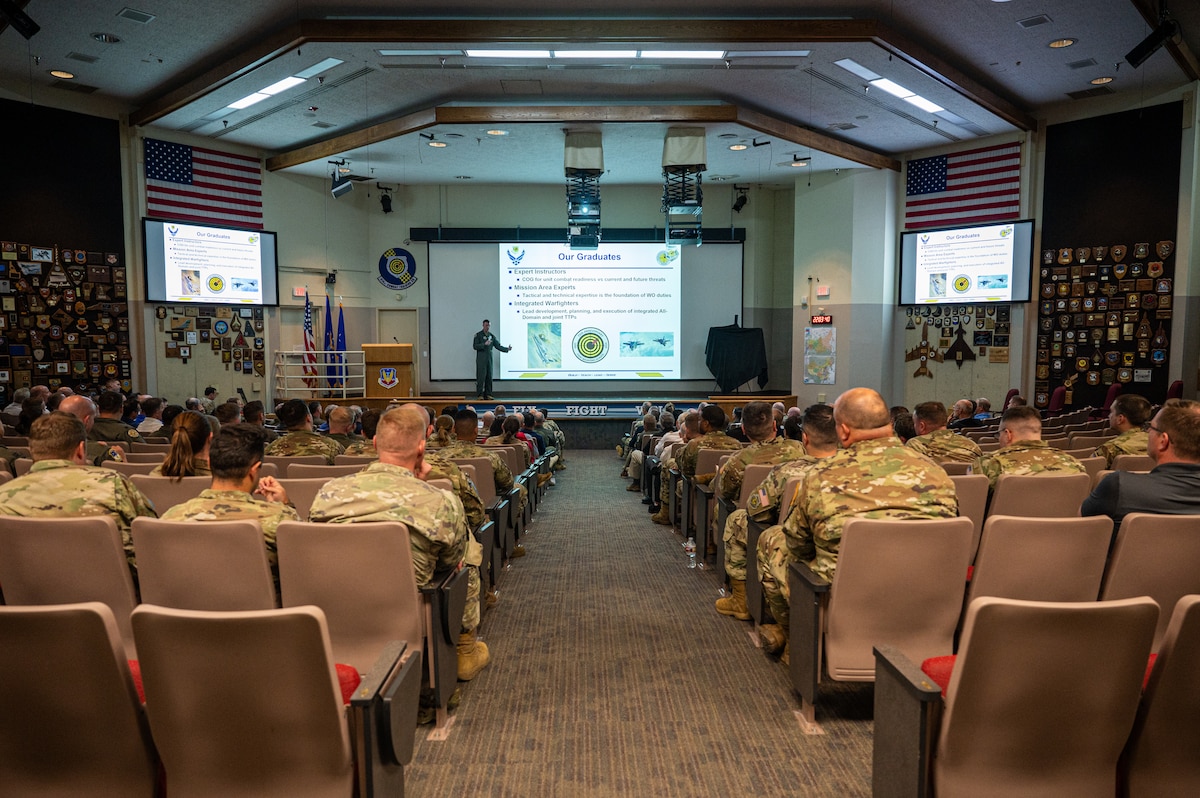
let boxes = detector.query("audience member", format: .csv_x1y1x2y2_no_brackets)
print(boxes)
324,405,362,448
649,410,701,517
906,401,983,463
971,405,1084,490
264,398,344,464
15,398,46,436
136,397,166,436
973,398,992,419
93,390,144,445
1093,394,1151,468
2,387,29,416
150,410,214,480
214,401,243,427
201,386,218,414
342,409,381,457
59,394,126,465
652,404,741,525
947,399,984,430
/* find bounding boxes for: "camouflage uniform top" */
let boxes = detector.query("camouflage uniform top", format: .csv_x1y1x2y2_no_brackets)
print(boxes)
0,459,158,571
1093,428,1149,469
342,441,378,458
485,435,532,468
148,459,212,478
326,432,364,449
161,489,299,584
782,437,958,580
86,441,126,467
438,439,514,493
678,431,743,479
716,436,807,502
972,439,1086,490
424,451,485,530
265,430,345,464
906,428,983,464
91,417,143,445
308,462,469,588
0,445,17,476
746,454,822,524
541,419,566,450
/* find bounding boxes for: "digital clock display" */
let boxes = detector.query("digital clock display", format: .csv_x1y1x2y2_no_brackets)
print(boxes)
810,314,833,325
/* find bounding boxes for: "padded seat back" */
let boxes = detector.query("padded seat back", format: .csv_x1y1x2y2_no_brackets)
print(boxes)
1101,513,1200,649
949,474,989,561
286,463,366,479
131,604,355,798
275,477,334,522
825,517,972,680
263,454,329,469
333,454,377,466
101,460,163,476
129,475,210,515
0,515,138,658
966,515,1114,605
737,463,774,508
988,472,1091,518
693,447,728,479
1112,454,1155,472
276,520,423,673
0,603,158,798
131,517,276,610
451,457,496,505
936,597,1157,798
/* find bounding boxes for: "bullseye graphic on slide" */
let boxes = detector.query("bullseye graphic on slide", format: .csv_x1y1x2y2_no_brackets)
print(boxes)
572,327,608,363
207,274,226,292
953,275,971,293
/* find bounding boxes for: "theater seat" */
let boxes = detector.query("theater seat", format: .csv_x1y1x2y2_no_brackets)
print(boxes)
874,596,1157,798
0,602,159,798
987,472,1091,519
132,603,418,798
129,474,210,515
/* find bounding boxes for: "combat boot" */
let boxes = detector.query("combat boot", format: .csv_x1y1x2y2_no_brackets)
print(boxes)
626,480,641,491
651,506,672,525
715,579,751,620
759,623,786,653
457,631,491,681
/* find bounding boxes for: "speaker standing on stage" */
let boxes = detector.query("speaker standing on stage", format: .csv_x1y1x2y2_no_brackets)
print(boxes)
473,319,510,400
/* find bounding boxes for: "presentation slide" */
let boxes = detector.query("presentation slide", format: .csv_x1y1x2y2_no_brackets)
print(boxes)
426,241,743,384
496,243,681,380
912,222,1016,304
144,220,273,304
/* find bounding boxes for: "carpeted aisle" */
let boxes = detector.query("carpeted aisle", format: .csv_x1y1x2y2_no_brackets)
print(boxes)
407,449,874,797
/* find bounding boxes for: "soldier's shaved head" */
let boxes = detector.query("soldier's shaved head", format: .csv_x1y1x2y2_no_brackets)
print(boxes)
834,388,892,432
375,406,429,464
998,405,1042,442
59,394,97,430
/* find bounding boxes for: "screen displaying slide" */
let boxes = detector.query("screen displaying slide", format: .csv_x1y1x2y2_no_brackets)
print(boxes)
155,222,266,304
912,222,1016,303
496,242,681,380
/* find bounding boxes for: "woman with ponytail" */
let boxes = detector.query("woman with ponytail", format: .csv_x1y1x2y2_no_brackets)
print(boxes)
150,410,215,481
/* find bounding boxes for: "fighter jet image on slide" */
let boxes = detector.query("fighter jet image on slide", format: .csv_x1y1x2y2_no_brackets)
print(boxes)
622,340,643,352
653,337,670,347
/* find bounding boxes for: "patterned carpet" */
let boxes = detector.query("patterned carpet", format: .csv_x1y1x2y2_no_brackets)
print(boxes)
407,449,874,797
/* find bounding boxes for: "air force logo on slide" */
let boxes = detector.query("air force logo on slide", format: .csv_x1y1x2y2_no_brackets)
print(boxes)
378,248,417,290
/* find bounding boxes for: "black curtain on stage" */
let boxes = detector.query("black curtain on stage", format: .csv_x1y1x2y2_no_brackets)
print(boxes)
705,324,768,393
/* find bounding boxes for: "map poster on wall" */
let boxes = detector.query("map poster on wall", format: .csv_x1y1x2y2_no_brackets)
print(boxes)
804,326,836,385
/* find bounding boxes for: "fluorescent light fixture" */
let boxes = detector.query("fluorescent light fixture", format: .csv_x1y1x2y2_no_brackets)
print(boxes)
869,78,914,99
261,76,306,95
465,49,552,58
377,49,464,57
904,95,944,113
294,58,343,79
554,50,638,58
834,58,881,81
228,92,270,109
725,49,810,58
639,50,725,59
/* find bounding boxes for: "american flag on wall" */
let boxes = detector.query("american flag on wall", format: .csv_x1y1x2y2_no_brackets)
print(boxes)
904,142,1022,230
144,138,263,230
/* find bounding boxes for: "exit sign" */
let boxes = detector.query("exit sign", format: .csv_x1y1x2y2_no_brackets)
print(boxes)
810,314,833,325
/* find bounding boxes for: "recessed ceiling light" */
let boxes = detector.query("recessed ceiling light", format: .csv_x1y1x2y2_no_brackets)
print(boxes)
486,129,509,136
428,140,448,148
49,70,75,79
729,143,748,151
1049,38,1077,48
92,32,121,44
1090,76,1114,85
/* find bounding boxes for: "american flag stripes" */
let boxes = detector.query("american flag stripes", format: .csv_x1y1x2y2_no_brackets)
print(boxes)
144,138,263,230
904,142,1022,230
302,291,318,388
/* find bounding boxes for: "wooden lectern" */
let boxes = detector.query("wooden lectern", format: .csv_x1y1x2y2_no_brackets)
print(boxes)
362,343,413,399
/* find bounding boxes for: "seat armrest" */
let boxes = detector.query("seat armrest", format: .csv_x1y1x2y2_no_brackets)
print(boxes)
420,565,469,646
872,645,941,798
349,641,423,795
789,560,831,594
788,560,830,709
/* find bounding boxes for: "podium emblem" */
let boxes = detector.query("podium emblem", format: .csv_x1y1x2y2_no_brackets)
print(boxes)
377,367,399,389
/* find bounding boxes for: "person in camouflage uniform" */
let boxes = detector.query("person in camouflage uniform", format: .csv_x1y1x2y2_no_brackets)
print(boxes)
485,415,532,468
58,394,126,466
161,424,299,590
757,388,957,658
540,408,567,469
716,404,836,624
265,398,345,464
148,410,214,479
650,410,700,522
324,405,364,449
906,400,984,463
711,400,807,619
443,407,527,521
652,405,741,524
308,405,490,681
91,390,144,446
972,405,1085,490
0,412,157,577
1093,393,1151,468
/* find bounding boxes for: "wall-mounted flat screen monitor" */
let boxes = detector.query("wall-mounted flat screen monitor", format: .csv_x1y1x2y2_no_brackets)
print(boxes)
898,219,1034,305
143,217,279,305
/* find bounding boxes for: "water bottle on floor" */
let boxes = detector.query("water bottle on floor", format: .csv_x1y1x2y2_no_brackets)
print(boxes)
684,536,696,569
